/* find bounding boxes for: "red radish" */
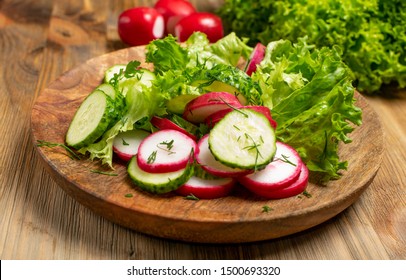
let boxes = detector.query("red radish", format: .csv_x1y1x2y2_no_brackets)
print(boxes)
195,134,253,177
137,129,196,173
151,116,197,141
174,12,224,43
244,43,266,76
176,176,236,199
239,141,303,191
154,0,196,35
248,164,309,199
204,105,277,129
183,92,242,124
113,129,150,162
117,7,164,46
243,105,277,129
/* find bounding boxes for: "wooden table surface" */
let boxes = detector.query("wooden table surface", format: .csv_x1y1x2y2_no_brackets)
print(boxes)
0,0,405,260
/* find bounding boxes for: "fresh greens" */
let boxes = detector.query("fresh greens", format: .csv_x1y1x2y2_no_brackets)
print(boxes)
253,38,362,181
72,31,362,182
217,0,406,94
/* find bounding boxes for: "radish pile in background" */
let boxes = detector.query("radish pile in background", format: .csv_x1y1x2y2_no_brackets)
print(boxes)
117,0,224,46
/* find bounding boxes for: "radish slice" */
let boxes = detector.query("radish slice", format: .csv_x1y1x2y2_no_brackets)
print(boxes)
137,129,196,173
151,116,197,141
248,164,309,199
238,141,303,191
113,129,150,162
204,105,277,129
183,92,242,124
195,134,253,177
176,176,236,199
244,43,266,76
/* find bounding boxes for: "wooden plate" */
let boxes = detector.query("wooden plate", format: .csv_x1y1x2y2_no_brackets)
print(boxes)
30,46,384,243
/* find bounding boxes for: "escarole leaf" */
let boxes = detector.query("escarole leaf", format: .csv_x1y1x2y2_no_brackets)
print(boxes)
253,38,362,182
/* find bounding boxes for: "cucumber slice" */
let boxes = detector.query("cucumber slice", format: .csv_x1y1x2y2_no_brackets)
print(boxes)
209,108,276,170
127,156,194,194
104,64,126,84
166,93,199,114
65,91,115,149
95,83,117,100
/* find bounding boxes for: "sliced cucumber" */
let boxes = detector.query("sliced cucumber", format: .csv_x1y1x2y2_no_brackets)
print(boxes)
166,93,199,114
127,156,194,194
95,83,117,100
104,64,126,84
208,108,276,170
66,91,116,149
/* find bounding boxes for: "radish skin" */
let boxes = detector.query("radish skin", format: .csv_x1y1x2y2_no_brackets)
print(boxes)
238,141,302,191
183,92,242,124
247,164,309,199
137,129,196,173
113,129,150,162
176,176,236,199
245,43,266,76
151,116,197,141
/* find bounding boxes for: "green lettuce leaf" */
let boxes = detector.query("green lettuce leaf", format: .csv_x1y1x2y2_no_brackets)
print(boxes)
253,38,362,182
218,0,406,94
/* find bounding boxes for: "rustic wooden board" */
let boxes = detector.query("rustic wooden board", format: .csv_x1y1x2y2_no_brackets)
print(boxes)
30,46,384,243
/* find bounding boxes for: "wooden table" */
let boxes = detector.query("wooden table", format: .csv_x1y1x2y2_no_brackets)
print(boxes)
1,0,405,260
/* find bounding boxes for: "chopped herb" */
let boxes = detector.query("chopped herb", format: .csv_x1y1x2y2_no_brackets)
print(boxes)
124,193,133,198
122,138,129,146
233,125,241,131
302,191,312,198
243,133,263,170
147,150,157,164
278,154,297,166
159,139,174,151
36,140,80,160
185,194,199,201
90,169,118,176
262,205,273,213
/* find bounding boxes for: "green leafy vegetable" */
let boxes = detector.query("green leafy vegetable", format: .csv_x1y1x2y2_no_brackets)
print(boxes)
252,38,362,181
217,0,406,94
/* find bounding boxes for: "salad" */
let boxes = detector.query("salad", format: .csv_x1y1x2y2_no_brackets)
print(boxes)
64,32,362,199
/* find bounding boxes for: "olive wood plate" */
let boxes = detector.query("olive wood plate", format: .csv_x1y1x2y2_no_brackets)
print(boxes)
31,46,384,243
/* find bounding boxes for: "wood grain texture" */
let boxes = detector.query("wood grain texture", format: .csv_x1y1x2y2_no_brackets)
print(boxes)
1,0,405,259
30,46,383,243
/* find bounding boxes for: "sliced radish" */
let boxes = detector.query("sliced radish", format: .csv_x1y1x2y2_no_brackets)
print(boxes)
245,43,266,76
195,134,253,177
137,129,196,173
183,92,242,124
204,105,277,129
248,164,309,199
113,129,150,162
176,176,236,199
243,105,277,129
238,141,303,191
150,115,197,141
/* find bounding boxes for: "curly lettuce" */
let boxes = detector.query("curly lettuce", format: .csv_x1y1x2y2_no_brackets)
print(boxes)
252,38,362,181
218,0,406,94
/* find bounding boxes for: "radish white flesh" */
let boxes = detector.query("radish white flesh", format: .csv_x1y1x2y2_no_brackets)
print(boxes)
183,92,242,124
248,163,309,199
176,176,236,199
245,43,266,76
195,134,253,177
238,141,302,191
113,129,150,162
137,129,196,173
151,115,197,141
204,105,277,129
